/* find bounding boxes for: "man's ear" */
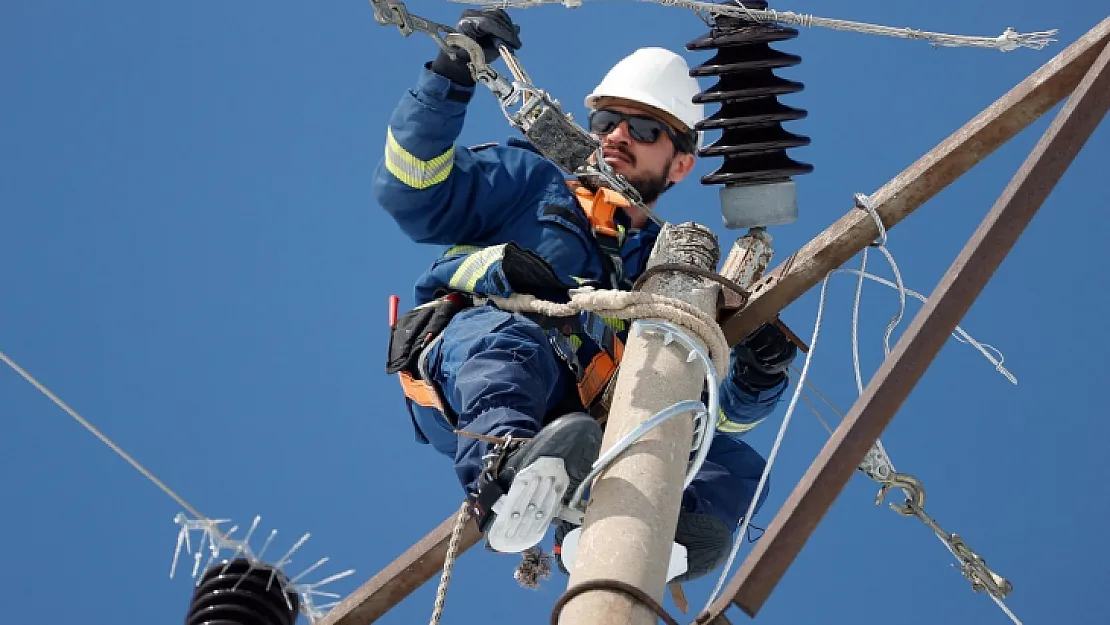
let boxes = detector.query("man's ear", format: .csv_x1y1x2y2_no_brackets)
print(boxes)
667,152,697,185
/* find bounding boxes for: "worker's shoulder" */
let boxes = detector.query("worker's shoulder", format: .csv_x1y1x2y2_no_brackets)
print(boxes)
466,138,571,186
466,137,555,162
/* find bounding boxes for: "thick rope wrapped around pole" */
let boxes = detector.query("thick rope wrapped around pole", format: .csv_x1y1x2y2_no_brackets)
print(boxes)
487,286,730,378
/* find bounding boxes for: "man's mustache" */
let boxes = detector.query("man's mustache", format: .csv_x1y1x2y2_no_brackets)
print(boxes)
602,143,635,166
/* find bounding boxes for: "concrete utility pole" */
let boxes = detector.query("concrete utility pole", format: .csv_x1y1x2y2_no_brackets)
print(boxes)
557,222,722,625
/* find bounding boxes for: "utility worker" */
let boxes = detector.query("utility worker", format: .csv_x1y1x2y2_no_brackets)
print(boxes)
376,8,796,582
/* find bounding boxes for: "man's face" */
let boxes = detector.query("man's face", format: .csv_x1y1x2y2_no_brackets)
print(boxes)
587,103,696,207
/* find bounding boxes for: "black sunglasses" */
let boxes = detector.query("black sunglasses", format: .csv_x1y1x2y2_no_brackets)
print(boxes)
588,109,696,154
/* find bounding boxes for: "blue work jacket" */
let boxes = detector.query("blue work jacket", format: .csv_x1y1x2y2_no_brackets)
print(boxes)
372,65,787,438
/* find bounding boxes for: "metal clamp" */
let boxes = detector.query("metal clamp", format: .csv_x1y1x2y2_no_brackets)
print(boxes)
563,320,719,518
442,33,515,99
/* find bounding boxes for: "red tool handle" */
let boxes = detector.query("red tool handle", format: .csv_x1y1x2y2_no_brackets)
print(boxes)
388,294,399,327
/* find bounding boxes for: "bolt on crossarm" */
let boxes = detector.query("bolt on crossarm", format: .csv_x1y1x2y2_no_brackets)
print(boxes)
556,222,723,625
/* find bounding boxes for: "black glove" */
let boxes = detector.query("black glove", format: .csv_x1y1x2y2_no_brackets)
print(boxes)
731,322,797,389
429,8,522,87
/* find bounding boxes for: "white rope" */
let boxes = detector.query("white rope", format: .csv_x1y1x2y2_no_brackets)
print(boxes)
445,0,1057,52
488,286,731,376
851,241,870,394
851,192,908,395
430,500,472,625
701,270,832,613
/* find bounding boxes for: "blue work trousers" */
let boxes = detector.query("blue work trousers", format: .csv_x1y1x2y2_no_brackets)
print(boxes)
406,305,771,530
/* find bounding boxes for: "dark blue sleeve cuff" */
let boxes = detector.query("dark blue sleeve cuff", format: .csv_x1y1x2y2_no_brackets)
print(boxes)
418,62,476,104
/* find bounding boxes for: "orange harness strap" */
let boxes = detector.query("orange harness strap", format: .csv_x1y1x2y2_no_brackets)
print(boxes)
398,370,445,412
576,336,624,408
567,180,629,240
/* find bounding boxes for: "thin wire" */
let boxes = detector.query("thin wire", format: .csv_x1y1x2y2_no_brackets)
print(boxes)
790,367,846,420
851,242,870,395
0,348,207,521
702,271,833,613
833,268,1017,384
992,594,1023,625
444,0,1057,51
787,369,835,434
795,378,835,434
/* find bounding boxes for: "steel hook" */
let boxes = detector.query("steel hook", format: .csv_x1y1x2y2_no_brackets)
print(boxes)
875,472,926,516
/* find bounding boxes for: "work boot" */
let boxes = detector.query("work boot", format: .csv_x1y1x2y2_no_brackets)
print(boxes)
498,412,602,500
474,413,603,553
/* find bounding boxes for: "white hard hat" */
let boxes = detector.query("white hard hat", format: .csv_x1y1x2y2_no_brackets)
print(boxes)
584,47,704,150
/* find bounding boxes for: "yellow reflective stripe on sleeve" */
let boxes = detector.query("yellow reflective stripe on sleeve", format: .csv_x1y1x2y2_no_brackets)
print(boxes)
444,245,481,258
384,128,454,189
448,244,507,293
716,409,764,434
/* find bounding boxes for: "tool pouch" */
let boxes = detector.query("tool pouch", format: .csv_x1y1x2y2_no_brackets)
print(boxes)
385,292,471,376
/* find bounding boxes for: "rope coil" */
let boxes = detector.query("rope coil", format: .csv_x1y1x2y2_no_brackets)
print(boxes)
488,286,731,377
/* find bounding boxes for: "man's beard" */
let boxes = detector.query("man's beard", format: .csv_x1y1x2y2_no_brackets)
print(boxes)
583,147,674,206
623,166,671,206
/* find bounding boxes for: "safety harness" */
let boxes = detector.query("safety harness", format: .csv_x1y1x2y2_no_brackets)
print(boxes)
387,181,639,423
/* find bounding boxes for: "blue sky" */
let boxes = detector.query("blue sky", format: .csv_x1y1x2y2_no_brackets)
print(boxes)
2,1,1107,624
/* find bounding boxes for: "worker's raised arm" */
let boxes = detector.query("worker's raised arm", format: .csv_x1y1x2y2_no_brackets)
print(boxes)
371,9,540,245
715,323,798,438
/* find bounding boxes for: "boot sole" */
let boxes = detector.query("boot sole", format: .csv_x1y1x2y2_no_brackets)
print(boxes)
510,413,603,498
485,414,603,553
